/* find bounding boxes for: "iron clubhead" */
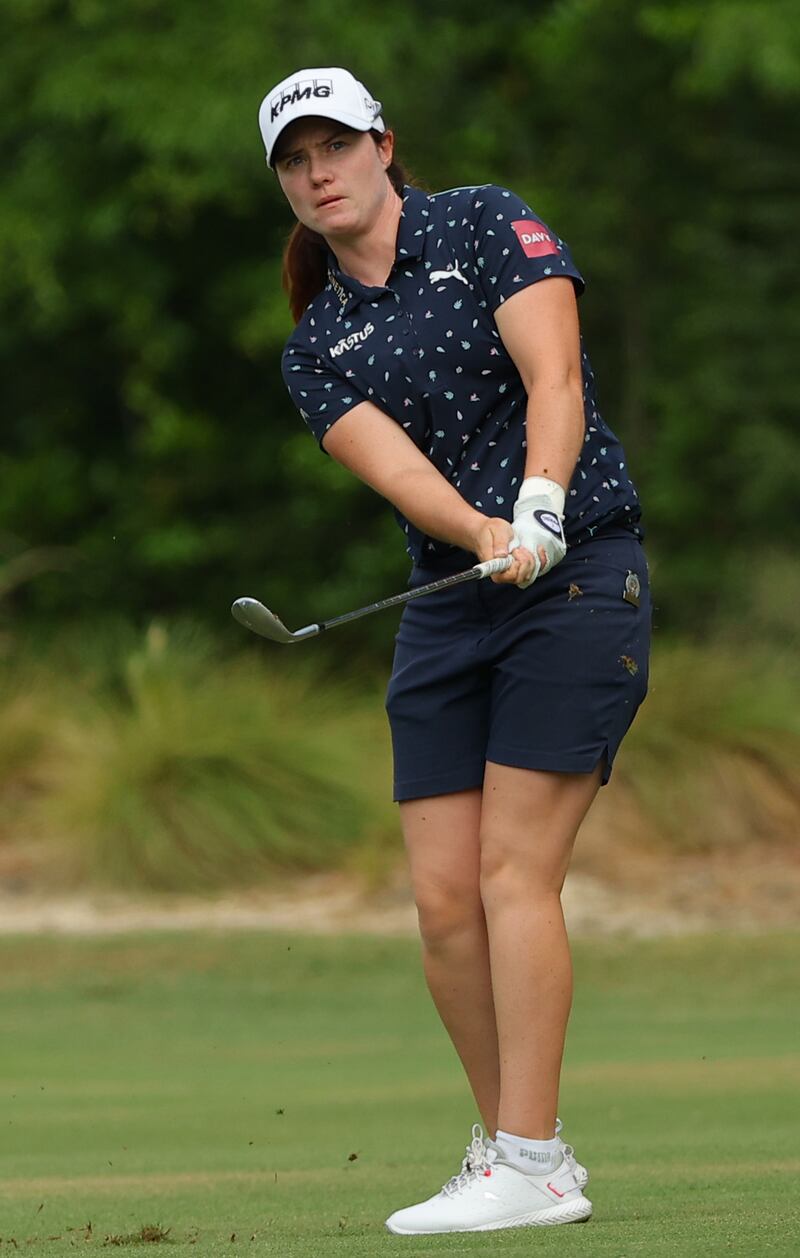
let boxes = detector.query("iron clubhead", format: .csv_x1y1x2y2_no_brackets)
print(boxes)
231,598,320,644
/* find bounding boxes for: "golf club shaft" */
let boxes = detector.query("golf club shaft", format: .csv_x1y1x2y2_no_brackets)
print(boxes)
315,556,512,634
230,557,514,643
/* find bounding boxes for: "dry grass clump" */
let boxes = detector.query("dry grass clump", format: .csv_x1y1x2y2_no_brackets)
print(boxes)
1,621,395,890
620,641,800,850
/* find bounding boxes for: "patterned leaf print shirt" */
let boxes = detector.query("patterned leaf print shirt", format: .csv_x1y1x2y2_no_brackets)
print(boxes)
282,184,643,567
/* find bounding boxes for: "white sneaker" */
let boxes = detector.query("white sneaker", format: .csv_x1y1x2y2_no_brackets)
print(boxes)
556,1117,589,1188
384,1127,592,1234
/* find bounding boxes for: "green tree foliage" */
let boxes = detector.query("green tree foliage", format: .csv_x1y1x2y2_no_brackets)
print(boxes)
1,0,798,647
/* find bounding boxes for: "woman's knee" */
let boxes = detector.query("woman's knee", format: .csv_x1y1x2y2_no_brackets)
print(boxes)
414,878,484,949
399,789,484,947
478,823,570,903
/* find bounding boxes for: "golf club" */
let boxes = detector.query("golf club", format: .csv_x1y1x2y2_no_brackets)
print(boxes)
231,555,513,644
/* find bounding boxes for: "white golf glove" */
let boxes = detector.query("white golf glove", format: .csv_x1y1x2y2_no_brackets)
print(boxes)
509,476,567,589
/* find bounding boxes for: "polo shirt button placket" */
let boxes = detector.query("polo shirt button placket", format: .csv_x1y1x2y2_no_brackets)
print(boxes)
396,305,411,337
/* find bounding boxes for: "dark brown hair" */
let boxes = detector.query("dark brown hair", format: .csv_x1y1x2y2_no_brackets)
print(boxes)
280,133,409,324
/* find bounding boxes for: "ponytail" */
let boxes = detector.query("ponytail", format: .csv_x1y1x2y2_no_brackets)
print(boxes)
282,147,409,324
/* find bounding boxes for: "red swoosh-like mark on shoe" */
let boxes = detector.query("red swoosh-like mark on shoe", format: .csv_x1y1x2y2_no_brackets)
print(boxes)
547,1182,566,1198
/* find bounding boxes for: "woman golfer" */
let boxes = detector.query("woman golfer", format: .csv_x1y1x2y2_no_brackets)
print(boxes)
258,66,650,1235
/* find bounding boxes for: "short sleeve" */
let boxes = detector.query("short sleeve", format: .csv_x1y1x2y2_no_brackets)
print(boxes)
282,338,367,450
471,185,585,313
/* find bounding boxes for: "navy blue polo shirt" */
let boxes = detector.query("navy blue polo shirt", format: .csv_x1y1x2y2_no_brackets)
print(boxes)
282,183,643,566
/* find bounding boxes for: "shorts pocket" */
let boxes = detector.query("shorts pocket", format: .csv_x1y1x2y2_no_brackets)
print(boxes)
567,538,649,605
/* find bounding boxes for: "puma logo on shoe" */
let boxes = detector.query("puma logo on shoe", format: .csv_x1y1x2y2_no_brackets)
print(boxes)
429,267,469,286
517,1148,553,1164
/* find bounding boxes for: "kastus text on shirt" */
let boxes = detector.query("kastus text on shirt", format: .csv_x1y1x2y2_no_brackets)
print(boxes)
283,183,643,567
330,323,375,358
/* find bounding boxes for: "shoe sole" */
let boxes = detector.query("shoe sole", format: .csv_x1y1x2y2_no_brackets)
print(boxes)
385,1196,593,1234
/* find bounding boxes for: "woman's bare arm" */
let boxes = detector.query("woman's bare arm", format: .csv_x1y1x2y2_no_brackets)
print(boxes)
493,276,585,490
321,403,487,553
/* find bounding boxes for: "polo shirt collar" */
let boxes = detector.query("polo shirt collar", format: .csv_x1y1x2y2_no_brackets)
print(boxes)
325,184,429,314
395,184,429,262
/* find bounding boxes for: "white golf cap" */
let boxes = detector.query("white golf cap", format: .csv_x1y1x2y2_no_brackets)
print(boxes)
258,66,385,167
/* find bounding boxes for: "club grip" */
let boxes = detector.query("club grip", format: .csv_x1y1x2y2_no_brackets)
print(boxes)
474,556,514,577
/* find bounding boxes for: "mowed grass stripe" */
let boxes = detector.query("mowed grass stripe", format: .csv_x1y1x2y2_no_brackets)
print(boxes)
3,1155,799,1198
568,1054,800,1087
0,1167,381,1197
0,931,798,1256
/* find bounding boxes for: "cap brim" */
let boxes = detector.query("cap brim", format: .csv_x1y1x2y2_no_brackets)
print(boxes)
264,106,385,166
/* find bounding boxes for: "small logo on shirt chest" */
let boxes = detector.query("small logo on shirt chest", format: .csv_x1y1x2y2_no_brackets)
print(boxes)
330,322,375,358
429,266,469,286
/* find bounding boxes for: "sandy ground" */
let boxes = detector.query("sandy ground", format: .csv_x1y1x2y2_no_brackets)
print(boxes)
0,847,797,938
0,770,797,937
0,869,693,938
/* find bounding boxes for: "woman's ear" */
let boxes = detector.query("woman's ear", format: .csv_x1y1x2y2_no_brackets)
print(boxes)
378,128,395,168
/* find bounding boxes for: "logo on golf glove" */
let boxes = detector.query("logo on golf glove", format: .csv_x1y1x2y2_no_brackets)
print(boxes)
533,509,563,538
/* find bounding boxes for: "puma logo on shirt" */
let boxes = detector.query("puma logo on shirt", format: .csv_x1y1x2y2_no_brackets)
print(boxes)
429,267,469,286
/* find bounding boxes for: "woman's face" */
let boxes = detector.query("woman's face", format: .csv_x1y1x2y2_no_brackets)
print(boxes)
274,118,395,240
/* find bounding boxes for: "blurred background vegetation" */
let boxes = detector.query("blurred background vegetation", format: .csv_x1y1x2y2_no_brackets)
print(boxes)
1,0,798,890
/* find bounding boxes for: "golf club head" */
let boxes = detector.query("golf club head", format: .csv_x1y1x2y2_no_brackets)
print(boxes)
231,598,319,644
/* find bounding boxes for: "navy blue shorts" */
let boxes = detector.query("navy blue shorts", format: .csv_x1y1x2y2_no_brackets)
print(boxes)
385,529,651,802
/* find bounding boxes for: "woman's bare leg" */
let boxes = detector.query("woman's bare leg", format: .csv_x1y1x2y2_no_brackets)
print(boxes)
399,789,500,1133
479,760,603,1139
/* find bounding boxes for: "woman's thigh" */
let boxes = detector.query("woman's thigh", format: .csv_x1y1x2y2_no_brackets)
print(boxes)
480,761,603,895
399,789,484,932
398,759,601,935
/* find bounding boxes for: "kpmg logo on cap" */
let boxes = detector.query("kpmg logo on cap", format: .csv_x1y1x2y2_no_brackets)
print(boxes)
271,78,333,122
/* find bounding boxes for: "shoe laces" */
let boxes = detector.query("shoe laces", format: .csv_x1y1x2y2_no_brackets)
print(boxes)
441,1124,495,1197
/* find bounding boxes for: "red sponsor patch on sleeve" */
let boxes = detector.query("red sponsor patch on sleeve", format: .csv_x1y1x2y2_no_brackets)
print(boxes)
511,220,559,259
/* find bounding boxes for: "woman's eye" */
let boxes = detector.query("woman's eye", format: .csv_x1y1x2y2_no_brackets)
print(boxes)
329,140,346,152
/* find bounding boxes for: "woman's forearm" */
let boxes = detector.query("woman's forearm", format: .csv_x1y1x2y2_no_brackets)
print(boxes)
322,402,488,553
385,384,584,548
382,463,486,553
394,383,584,546
522,379,585,490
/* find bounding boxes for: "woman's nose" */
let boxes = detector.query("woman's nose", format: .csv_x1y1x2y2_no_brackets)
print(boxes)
308,156,331,185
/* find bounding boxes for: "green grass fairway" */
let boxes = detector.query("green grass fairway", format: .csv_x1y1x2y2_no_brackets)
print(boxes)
0,931,798,1256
